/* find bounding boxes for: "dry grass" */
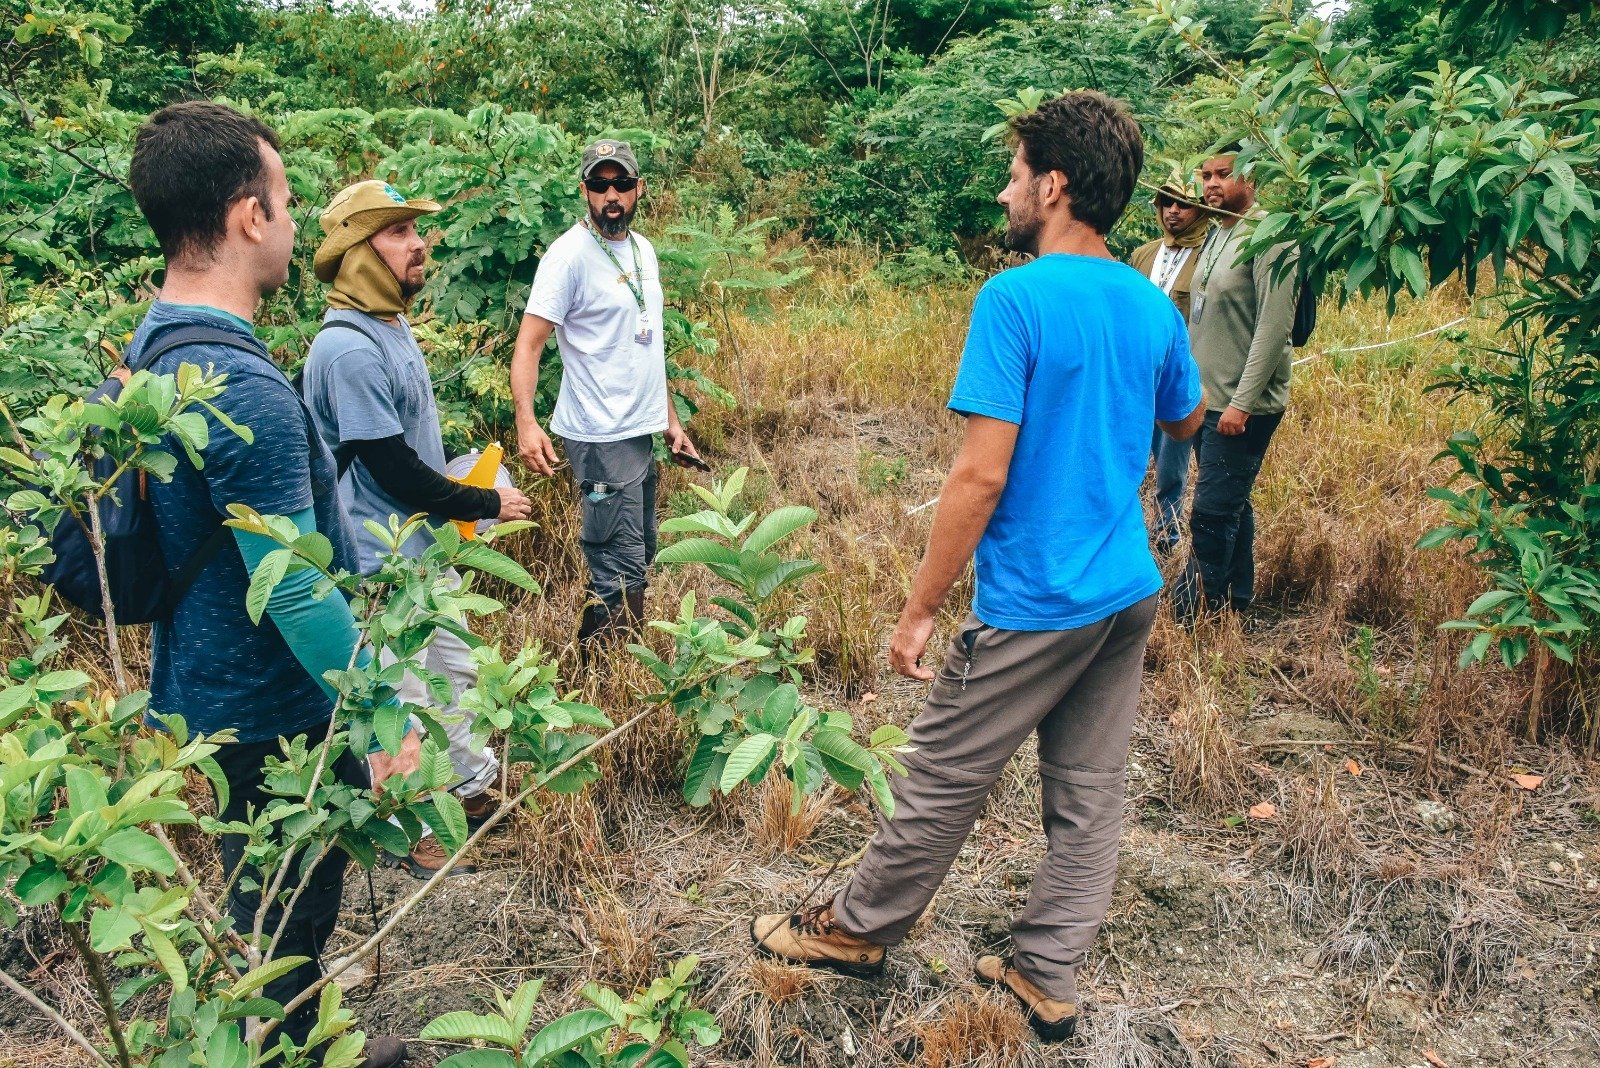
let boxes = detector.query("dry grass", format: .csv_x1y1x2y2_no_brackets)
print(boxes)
8,256,1600,1067
911,993,1032,1067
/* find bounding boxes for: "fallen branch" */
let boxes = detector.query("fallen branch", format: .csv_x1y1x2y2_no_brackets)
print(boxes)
1249,737,1490,779
260,701,661,1041
0,966,114,1068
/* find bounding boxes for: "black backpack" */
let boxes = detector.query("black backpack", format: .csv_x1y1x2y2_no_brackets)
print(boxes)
1291,275,1319,348
39,326,267,624
1246,247,1320,348
39,316,386,623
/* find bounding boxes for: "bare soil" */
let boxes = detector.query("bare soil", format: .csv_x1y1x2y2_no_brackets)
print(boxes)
6,283,1600,1067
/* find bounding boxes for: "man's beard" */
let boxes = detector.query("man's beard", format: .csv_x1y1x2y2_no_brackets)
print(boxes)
591,202,636,239
400,276,425,300
1003,203,1041,256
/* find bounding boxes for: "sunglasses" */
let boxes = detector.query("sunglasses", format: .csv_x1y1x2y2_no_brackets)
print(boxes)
583,175,639,194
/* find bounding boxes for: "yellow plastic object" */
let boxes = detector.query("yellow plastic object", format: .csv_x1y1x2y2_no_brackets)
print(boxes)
451,443,503,540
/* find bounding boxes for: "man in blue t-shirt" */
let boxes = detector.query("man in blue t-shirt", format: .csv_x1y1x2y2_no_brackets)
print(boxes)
127,102,408,1068
753,92,1204,1042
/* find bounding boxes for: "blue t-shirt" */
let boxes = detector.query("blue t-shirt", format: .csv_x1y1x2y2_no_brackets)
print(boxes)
130,301,361,743
948,254,1202,630
301,310,449,574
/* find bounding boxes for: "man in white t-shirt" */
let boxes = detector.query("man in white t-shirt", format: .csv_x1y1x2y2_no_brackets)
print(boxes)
511,139,702,654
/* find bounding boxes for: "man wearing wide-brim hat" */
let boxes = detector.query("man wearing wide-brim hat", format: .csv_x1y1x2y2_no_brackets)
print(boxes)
509,139,704,660
1127,175,1212,554
301,178,532,877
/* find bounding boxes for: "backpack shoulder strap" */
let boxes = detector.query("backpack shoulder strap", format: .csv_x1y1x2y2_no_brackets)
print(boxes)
317,317,385,350
126,327,269,619
129,325,267,373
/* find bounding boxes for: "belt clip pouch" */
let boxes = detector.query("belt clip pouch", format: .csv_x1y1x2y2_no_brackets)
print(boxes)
578,478,628,545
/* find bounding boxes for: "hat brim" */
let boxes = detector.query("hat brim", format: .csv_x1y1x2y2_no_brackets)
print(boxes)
580,158,640,180
1153,189,1203,209
313,200,442,283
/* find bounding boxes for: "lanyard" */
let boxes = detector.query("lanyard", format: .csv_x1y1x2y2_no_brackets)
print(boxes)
1196,224,1237,292
1154,245,1192,294
585,220,646,315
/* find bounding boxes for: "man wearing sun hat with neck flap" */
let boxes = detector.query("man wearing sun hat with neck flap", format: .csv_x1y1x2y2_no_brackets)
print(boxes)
302,179,532,877
511,139,703,660
1129,175,1212,554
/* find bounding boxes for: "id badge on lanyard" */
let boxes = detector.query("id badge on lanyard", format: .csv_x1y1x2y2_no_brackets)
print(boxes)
634,307,653,346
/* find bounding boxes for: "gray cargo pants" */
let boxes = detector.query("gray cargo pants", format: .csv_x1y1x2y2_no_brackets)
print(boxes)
833,593,1158,1004
564,434,658,608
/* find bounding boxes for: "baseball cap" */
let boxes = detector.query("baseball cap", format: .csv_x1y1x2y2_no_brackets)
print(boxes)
580,139,641,180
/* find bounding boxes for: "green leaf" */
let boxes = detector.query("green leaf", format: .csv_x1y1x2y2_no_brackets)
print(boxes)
244,549,293,625
436,1053,520,1068
420,1011,523,1049
1465,589,1518,616
99,828,177,876
228,955,313,1001
865,765,895,819
741,506,817,556
654,538,743,568
812,728,873,771
682,734,725,808
14,861,68,906
34,669,91,694
89,907,141,952
430,790,469,852
143,925,188,992
524,1008,616,1065
455,541,539,591
720,733,777,793
754,560,824,601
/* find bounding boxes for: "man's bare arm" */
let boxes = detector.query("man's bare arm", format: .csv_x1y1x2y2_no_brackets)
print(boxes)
1157,400,1206,442
511,313,559,474
889,415,1020,680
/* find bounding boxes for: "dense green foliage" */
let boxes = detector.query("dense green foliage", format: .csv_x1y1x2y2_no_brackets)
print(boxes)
1141,0,1600,737
5,0,1600,1062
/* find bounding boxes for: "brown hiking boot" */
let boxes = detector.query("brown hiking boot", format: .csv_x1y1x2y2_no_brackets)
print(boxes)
750,905,885,978
460,791,502,833
355,1035,407,1067
975,955,1077,1042
387,834,476,880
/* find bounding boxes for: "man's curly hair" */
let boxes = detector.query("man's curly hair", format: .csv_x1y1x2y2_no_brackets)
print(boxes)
1009,91,1144,235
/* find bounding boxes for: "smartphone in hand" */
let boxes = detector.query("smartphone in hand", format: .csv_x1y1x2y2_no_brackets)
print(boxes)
673,451,711,472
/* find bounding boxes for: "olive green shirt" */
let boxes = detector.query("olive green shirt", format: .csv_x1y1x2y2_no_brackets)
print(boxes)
1188,220,1297,415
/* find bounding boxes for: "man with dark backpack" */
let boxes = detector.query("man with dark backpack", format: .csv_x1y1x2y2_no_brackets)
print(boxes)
300,179,531,878
123,101,410,1068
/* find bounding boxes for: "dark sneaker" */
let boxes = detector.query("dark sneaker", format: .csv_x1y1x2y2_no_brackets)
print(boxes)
750,905,885,978
356,1035,406,1067
975,955,1077,1042
385,834,476,880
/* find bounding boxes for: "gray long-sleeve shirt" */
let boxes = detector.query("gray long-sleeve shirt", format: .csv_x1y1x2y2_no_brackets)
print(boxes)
1188,220,1297,415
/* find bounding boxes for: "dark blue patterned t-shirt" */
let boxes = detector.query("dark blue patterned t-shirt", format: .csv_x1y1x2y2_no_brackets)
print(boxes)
128,301,360,743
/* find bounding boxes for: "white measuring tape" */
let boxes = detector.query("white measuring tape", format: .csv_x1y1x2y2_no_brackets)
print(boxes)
1292,315,1469,367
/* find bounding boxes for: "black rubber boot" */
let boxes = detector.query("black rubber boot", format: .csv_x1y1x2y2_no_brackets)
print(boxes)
577,600,615,667
622,587,646,627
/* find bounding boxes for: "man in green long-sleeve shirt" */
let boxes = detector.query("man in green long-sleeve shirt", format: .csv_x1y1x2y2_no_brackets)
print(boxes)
1175,148,1298,621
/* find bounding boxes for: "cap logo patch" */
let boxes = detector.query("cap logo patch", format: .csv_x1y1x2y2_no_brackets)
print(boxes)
597,143,615,156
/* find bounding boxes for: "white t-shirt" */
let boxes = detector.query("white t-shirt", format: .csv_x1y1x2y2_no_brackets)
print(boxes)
525,222,668,443
1150,243,1194,296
